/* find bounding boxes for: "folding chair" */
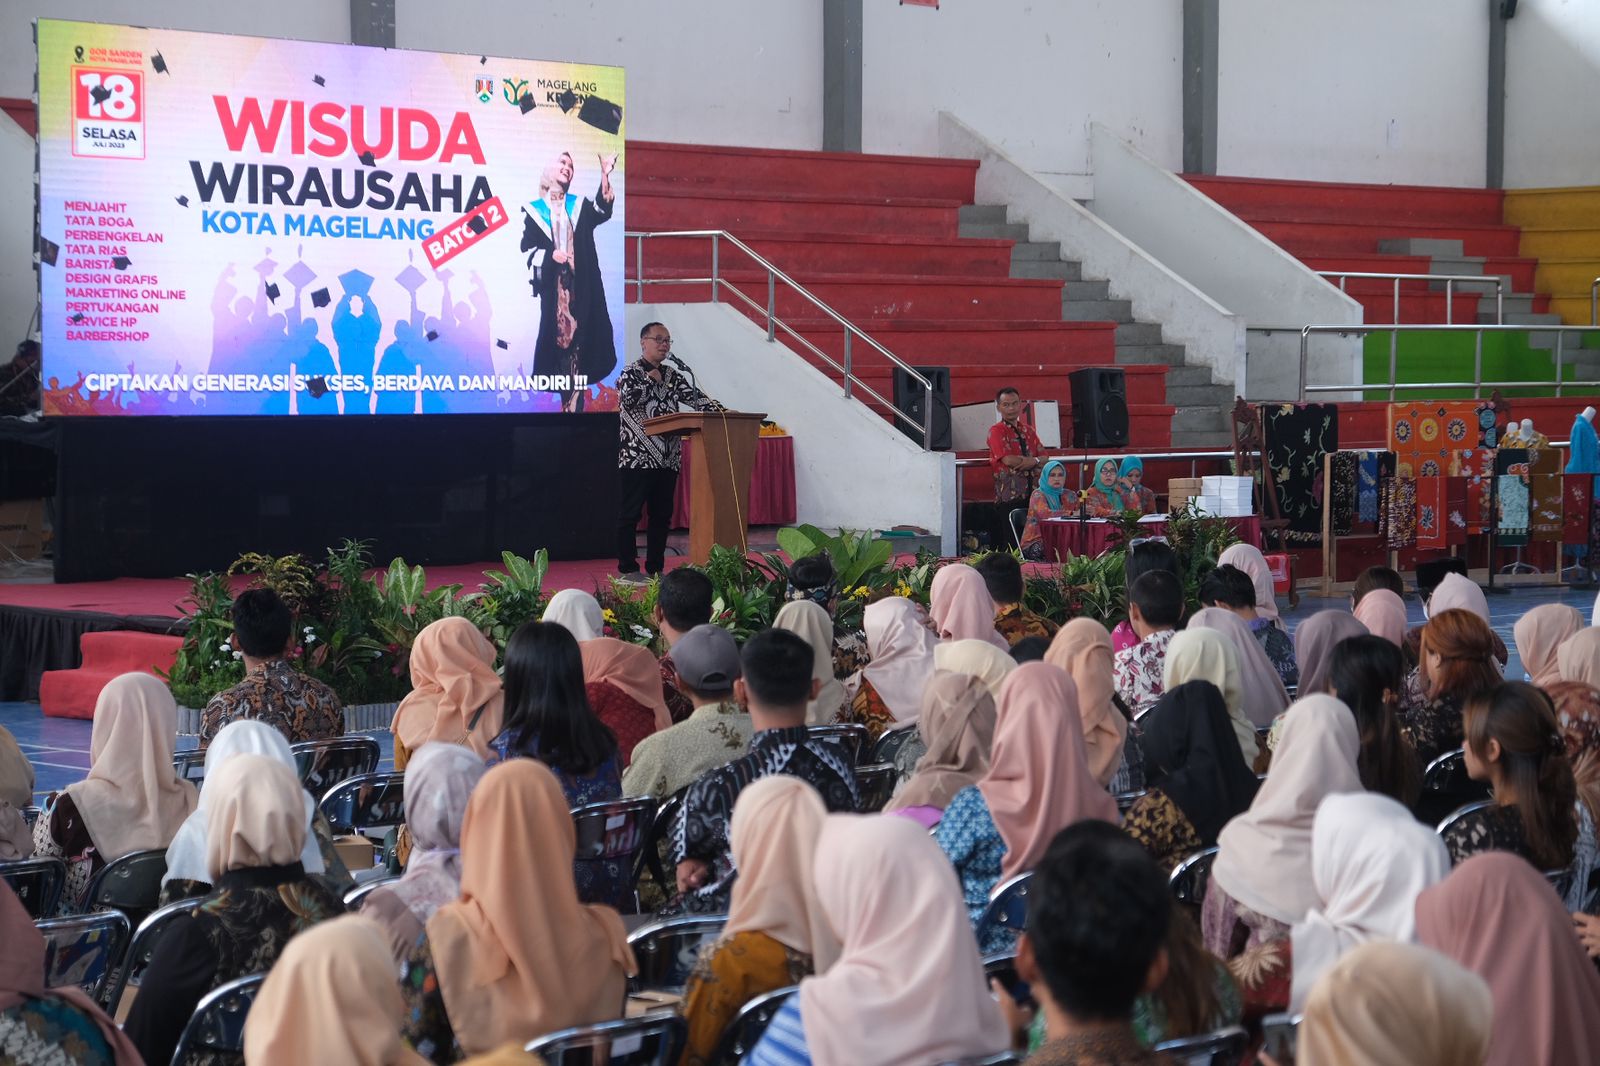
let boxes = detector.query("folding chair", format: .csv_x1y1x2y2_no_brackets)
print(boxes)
574,796,656,911
854,762,898,813
319,772,406,836
805,723,869,765
84,848,169,928
1169,847,1219,908
869,721,921,768
627,914,728,993
974,871,1031,947
37,909,131,1003
169,972,266,1065
171,750,207,787
634,789,686,901
1153,1024,1249,1065
291,736,380,795
523,1010,687,1066
1434,799,1495,837
0,856,66,919
342,873,402,911
101,897,200,1012
707,985,797,1066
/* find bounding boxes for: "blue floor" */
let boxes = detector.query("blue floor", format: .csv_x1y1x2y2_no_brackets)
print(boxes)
2,583,1591,797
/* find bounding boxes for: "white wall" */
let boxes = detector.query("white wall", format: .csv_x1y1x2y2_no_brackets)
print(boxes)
0,121,34,348
0,1,349,99
1505,0,1600,188
1216,0,1489,187
396,1,823,150
627,302,958,554
863,0,1183,200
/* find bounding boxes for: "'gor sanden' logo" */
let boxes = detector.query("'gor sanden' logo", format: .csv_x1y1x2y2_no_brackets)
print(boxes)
473,77,493,104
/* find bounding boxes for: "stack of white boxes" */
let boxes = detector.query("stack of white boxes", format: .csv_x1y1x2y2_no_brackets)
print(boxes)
1195,476,1254,517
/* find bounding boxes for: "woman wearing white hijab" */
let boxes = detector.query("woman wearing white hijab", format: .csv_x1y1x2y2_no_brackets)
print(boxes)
933,639,1016,702
845,597,938,739
774,600,849,726
1187,607,1291,729
540,588,605,642
1162,628,1260,765
1288,791,1450,1012
161,720,335,905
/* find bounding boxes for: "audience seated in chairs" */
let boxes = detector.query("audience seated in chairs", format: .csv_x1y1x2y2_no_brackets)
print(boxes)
1200,565,1299,693
1405,607,1502,774
624,624,752,799
1217,543,1286,633
783,552,870,682
1291,941,1490,1066
1112,570,1183,719
0,881,141,1064
936,661,1116,953
0,724,33,860
885,672,997,830
1351,587,1408,651
32,673,197,916
198,587,344,746
360,742,486,964
1161,628,1260,767
1416,852,1600,1066
672,630,859,915
995,821,1174,1065
243,914,429,1065
974,551,1059,645
843,597,937,741
745,814,1009,1065
1111,541,1182,655
773,600,850,726
929,564,1010,650
679,777,838,1066
124,753,344,1066
579,635,672,768
1327,635,1420,808
652,568,717,726
398,759,636,1062
1045,619,1130,789
161,719,353,908
392,616,505,768
1186,607,1291,741
935,638,1017,705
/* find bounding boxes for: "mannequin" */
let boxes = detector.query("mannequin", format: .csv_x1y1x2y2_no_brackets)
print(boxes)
1567,408,1599,587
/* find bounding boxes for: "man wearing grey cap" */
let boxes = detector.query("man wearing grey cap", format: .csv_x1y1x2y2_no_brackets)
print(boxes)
623,624,753,799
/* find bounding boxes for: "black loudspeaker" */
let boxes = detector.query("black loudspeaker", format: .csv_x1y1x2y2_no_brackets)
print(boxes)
893,366,952,450
1068,367,1129,448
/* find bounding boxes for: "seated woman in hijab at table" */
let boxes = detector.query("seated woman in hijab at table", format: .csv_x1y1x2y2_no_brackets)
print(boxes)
243,915,429,1066
0,725,34,860
32,672,197,915
1280,792,1450,1016
1019,459,1072,560
0,881,143,1065
398,759,635,1063
361,742,487,965
1082,456,1124,518
1417,852,1600,1066
1115,455,1157,514
161,719,352,908
679,777,840,1066
745,814,1010,1066
843,596,937,740
1121,680,1258,873
391,616,504,768
928,563,1009,650
578,633,673,767
1292,941,1491,1066
124,754,345,1066
935,661,1117,953
1202,694,1362,964
885,671,998,830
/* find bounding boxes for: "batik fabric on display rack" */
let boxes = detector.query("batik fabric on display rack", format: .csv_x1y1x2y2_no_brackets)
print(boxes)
1387,401,1499,533
1530,447,1564,542
1384,477,1417,549
1262,403,1339,546
1445,477,1470,546
1415,477,1447,551
1329,451,1359,536
1495,448,1531,547
1565,475,1594,548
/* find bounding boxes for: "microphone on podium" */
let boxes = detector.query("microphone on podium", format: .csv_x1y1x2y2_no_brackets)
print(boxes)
666,352,698,387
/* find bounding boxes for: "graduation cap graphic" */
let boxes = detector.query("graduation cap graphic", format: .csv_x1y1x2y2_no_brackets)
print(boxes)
310,288,331,309
175,195,189,207
579,96,623,135
265,282,281,304
112,255,132,271
338,269,375,297
358,151,376,167
151,52,168,74
313,74,326,87
468,216,488,235
518,92,535,115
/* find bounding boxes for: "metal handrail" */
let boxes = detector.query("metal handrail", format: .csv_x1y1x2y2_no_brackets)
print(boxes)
1591,277,1599,326
1317,270,1504,326
1297,323,1600,401
625,229,934,449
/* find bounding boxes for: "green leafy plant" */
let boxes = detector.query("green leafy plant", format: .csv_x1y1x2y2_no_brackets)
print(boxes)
480,549,550,647
775,525,895,591
161,570,244,710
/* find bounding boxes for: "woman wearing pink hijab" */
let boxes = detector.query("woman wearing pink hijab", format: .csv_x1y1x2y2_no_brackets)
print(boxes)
1352,588,1407,646
1187,607,1291,728
928,563,1008,650
1044,619,1129,788
1218,543,1283,630
935,661,1118,952
1514,603,1584,690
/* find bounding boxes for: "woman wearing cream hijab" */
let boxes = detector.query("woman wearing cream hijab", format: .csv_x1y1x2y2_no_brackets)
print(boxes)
933,638,1016,702
681,776,839,1066
1515,603,1584,689
1162,628,1260,765
1045,618,1129,787
774,599,849,726
886,671,998,828
391,617,505,767
399,759,635,1060
0,725,34,859
244,915,429,1065
540,587,605,641
1353,588,1408,646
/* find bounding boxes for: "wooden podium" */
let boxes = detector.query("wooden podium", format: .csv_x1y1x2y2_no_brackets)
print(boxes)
643,411,767,564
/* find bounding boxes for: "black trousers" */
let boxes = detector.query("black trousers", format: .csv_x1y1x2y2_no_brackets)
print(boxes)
618,466,679,574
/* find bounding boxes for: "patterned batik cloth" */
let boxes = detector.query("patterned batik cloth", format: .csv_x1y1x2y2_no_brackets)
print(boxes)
1531,448,1565,542
1445,477,1470,546
1262,403,1338,546
1496,448,1531,547
1565,475,1594,547
1357,453,1383,525
1415,477,1446,551
1386,477,1417,549
1329,451,1358,536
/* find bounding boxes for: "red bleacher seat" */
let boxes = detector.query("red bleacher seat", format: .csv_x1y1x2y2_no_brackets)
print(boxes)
39,631,185,720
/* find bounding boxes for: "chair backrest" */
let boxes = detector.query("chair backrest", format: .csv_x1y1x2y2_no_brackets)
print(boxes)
36,909,131,1004
85,848,169,926
634,789,686,892
974,871,1031,947
318,772,406,836
707,985,798,1066
1260,1012,1303,1064
101,897,200,1013
870,721,921,768
172,749,208,787
23,805,42,828
573,797,657,864
342,873,402,911
0,856,66,919
1169,846,1220,907
291,735,380,795
627,914,728,993
1114,789,1148,814
1434,799,1495,837
523,1009,687,1066
1008,507,1026,549
1152,1025,1250,1065
1423,748,1470,792
805,724,868,765
854,762,898,813
941,1054,1023,1066
169,972,266,1066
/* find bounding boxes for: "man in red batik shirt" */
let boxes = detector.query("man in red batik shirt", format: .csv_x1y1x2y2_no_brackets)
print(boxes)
987,386,1046,549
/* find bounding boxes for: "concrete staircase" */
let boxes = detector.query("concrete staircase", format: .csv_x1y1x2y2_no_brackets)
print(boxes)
958,204,1233,446
1378,237,1564,350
